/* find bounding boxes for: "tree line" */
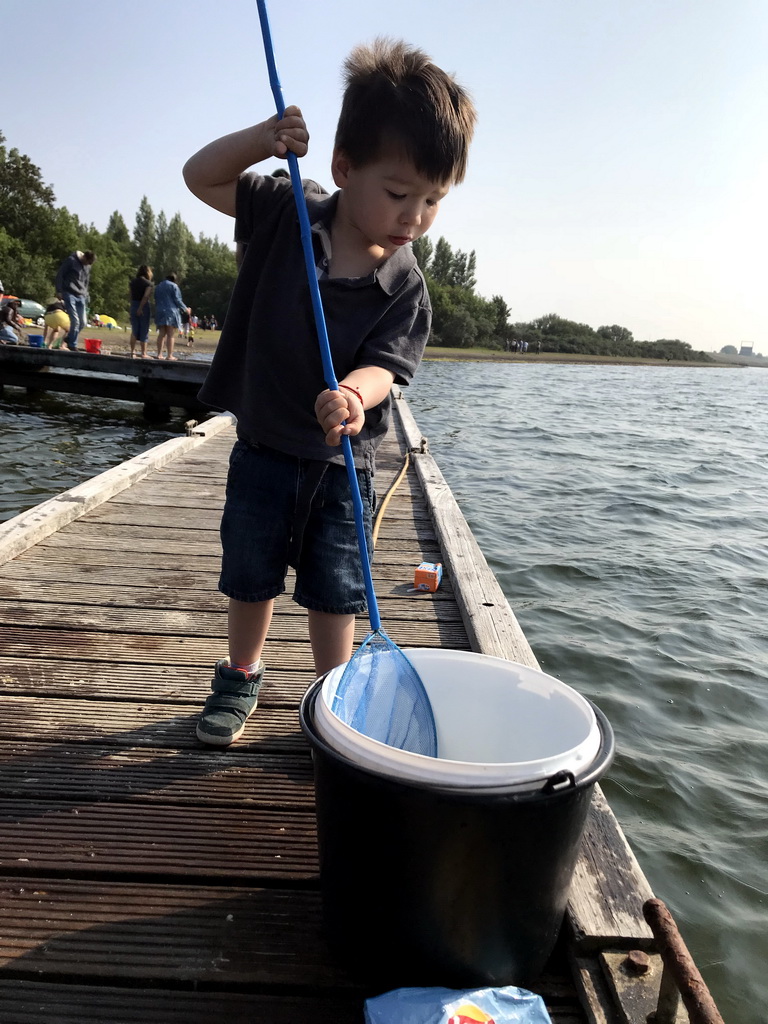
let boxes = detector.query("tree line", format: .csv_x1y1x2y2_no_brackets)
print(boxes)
411,236,712,361
2,130,711,360
0,131,236,323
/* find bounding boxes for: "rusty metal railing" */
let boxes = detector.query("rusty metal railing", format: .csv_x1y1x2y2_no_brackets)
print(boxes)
643,898,725,1024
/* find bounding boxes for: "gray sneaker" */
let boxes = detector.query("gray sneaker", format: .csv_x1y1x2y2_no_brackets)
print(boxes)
196,659,265,747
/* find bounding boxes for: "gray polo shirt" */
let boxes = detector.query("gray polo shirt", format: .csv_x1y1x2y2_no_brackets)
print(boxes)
198,173,431,470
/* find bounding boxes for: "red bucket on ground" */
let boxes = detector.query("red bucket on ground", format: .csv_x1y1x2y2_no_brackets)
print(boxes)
84,338,102,354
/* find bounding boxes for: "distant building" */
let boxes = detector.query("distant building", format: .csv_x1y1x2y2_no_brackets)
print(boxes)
739,344,754,356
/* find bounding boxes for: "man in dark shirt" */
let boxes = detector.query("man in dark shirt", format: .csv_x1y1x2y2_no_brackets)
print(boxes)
55,250,96,350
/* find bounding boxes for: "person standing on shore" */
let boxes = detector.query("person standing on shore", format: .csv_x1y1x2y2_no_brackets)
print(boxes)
54,250,96,350
154,272,190,360
129,265,154,358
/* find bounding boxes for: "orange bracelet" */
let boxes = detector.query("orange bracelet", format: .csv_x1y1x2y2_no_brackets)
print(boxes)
339,383,363,407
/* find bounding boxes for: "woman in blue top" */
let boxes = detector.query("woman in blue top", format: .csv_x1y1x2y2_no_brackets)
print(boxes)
154,272,189,360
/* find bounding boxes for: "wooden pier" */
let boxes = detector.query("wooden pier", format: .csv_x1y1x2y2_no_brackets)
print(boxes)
0,346,209,420
0,394,687,1023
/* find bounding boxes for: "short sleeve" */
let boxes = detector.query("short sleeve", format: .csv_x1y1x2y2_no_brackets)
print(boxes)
234,173,327,245
357,274,432,385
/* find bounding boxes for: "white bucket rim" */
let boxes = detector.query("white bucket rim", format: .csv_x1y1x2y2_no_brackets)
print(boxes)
314,648,602,792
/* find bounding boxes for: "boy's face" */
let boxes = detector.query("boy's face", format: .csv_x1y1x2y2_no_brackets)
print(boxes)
332,149,449,257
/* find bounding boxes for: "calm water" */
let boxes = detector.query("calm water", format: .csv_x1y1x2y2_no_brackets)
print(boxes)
1,363,766,1022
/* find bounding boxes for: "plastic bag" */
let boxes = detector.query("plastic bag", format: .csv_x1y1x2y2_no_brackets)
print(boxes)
364,985,552,1024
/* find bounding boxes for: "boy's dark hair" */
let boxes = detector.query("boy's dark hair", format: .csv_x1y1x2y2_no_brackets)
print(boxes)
335,39,476,185
166,272,177,282
83,250,96,264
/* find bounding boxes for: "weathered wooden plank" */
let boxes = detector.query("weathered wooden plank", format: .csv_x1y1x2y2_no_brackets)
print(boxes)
0,614,466,662
569,955,615,1024
0,982,362,1024
0,695,304,749
93,487,433,518
3,547,454,586
0,979,582,1024
0,878,344,985
566,789,654,949
106,483,433,520
0,802,318,880
0,575,460,617
0,623,319,669
0,982,584,1024
0,657,313,704
0,739,314,807
33,518,441,554
0,347,210,383
14,544,223,571
0,600,467,650
33,528,442,562
84,503,435,534
14,536,440,572
0,559,224,591
394,394,537,665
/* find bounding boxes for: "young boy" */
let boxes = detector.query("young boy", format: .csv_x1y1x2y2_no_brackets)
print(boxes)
183,38,475,746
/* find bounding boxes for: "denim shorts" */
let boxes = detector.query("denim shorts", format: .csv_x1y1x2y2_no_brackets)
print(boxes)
219,440,375,614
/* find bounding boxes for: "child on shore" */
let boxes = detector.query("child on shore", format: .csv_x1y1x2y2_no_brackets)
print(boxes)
183,38,475,746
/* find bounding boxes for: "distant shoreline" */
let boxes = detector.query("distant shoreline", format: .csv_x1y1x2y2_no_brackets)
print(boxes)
30,327,753,369
421,347,736,367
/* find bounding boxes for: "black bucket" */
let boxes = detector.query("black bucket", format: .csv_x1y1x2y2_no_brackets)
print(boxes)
299,652,614,990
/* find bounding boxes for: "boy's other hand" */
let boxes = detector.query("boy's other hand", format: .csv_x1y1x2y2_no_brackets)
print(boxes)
315,388,364,446
270,105,309,159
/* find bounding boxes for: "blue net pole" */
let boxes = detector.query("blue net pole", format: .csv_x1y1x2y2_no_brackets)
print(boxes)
256,0,381,631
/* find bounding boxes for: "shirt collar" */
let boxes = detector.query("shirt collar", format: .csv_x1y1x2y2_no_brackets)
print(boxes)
305,189,417,296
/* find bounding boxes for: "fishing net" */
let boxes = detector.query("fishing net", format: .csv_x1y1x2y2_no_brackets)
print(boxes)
331,632,437,756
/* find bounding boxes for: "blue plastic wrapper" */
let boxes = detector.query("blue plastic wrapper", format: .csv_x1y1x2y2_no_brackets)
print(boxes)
364,985,552,1024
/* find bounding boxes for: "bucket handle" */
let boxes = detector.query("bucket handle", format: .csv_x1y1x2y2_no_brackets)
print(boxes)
543,770,576,794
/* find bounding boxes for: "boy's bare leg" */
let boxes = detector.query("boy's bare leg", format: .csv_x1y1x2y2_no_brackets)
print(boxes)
196,597,274,746
308,610,355,676
228,597,274,668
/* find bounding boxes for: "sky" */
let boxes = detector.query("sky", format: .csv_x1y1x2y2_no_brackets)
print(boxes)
4,0,767,352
